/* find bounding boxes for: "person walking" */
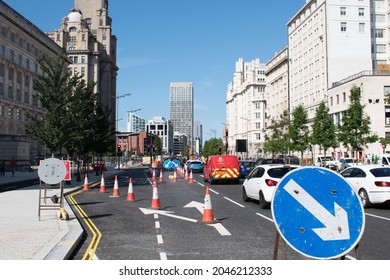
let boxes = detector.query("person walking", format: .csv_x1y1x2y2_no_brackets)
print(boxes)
10,158,16,177
0,160,5,176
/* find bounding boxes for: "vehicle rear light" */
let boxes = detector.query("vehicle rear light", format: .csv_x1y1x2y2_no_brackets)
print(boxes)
265,179,278,186
375,181,390,187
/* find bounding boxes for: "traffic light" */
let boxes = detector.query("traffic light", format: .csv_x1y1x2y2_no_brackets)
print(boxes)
117,145,122,156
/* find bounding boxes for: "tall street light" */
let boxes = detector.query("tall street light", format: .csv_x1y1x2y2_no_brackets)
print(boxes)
240,117,249,159
127,108,142,157
116,92,131,169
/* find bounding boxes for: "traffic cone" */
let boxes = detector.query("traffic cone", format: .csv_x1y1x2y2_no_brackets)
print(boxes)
173,169,177,182
83,173,89,191
201,186,215,223
150,181,161,209
126,177,135,201
189,170,194,184
185,169,188,180
152,169,156,181
99,173,106,193
159,169,163,183
110,175,120,197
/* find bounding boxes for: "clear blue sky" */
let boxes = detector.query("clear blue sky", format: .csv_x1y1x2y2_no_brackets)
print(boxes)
4,0,305,140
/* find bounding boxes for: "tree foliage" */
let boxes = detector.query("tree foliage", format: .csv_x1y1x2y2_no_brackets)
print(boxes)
26,55,114,158
203,138,224,158
337,86,378,156
289,105,309,162
263,110,290,156
311,101,337,154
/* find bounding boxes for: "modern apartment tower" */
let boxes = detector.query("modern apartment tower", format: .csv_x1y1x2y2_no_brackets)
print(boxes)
169,82,194,148
48,0,118,129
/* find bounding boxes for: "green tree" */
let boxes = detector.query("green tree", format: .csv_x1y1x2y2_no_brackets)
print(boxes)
263,110,290,156
289,105,309,164
203,138,224,158
311,101,337,156
153,136,163,156
337,86,378,159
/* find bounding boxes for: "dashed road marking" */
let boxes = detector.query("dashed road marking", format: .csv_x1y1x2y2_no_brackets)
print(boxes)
157,235,164,244
256,212,273,222
224,197,245,208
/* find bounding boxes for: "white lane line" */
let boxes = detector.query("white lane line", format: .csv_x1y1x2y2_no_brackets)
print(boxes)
207,223,231,236
157,235,164,244
224,197,245,208
160,252,168,260
256,213,273,222
155,221,160,229
154,214,158,219
209,188,219,195
197,183,205,187
366,213,390,221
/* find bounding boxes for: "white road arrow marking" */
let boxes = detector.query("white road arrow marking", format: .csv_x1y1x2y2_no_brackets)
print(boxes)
184,201,204,214
139,208,198,223
283,179,350,241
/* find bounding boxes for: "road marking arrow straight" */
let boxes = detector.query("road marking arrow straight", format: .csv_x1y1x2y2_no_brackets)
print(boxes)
283,179,350,241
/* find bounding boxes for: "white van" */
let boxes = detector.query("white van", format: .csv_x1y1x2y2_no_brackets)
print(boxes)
315,154,337,170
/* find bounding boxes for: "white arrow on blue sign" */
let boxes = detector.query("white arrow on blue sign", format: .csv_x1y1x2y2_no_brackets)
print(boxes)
271,167,365,259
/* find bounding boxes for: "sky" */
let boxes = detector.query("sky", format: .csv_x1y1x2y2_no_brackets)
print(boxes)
3,0,306,140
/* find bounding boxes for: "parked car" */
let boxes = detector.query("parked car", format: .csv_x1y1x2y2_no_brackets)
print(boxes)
242,164,300,209
335,157,361,172
186,160,203,173
204,155,240,184
315,154,337,170
340,165,390,208
255,158,285,166
239,160,256,178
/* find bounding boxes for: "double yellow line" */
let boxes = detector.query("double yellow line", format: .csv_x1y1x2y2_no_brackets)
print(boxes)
67,184,102,260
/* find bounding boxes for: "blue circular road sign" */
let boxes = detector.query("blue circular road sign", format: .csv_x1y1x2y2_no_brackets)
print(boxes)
271,167,365,259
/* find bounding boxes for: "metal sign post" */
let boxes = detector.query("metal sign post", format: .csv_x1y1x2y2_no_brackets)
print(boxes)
271,167,365,260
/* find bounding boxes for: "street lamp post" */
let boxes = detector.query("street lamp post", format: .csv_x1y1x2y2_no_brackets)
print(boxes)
116,93,131,169
240,117,249,159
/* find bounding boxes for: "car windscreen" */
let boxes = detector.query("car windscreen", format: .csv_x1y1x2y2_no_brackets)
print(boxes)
190,161,202,165
370,168,390,177
344,159,353,163
267,167,297,178
241,161,254,167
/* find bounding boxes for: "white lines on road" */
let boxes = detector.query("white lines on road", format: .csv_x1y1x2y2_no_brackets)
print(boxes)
157,235,164,244
224,197,245,208
197,182,205,187
160,252,168,260
207,223,231,236
155,221,160,229
256,212,273,222
209,188,219,195
366,213,390,221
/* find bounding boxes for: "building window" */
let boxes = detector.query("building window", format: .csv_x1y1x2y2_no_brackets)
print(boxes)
102,33,106,40
340,7,346,16
375,29,384,38
343,92,346,102
376,44,386,54
69,36,77,42
386,107,390,125
69,27,77,32
81,56,85,63
358,8,364,16
359,23,365,33
341,22,347,32
0,44,4,56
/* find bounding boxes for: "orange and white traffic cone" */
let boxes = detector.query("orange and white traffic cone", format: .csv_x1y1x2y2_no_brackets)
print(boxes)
150,181,161,209
110,175,120,197
189,170,194,184
152,169,156,181
83,173,89,191
159,169,163,183
185,169,188,180
126,177,135,201
201,186,215,223
173,169,177,182
99,173,106,193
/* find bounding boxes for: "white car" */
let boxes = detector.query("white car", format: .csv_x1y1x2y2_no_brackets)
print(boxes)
335,157,361,172
340,165,390,208
242,164,300,209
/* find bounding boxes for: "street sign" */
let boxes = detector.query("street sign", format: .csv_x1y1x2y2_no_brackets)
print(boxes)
163,160,172,169
38,158,67,185
271,167,365,259
171,160,180,169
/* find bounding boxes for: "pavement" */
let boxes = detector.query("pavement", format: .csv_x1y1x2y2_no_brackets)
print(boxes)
0,168,121,260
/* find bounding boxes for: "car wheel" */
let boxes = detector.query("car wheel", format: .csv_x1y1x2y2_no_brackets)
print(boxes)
242,187,250,202
258,191,270,209
358,189,372,208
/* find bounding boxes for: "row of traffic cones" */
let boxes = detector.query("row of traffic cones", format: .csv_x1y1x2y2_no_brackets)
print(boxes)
83,172,214,223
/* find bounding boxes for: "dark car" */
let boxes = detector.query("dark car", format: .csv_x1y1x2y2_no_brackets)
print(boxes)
239,160,256,178
255,158,285,166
